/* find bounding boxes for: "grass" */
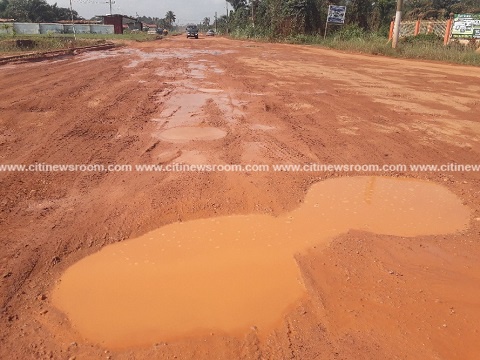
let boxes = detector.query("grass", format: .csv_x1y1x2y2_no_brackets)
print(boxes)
0,32,160,56
74,32,161,41
230,28,480,67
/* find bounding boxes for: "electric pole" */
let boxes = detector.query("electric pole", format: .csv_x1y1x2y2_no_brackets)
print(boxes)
69,0,76,40
392,0,404,48
252,1,255,27
226,1,229,33
108,0,113,14
215,12,217,32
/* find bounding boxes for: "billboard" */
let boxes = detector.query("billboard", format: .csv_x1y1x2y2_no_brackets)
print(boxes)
451,13,480,39
327,5,347,24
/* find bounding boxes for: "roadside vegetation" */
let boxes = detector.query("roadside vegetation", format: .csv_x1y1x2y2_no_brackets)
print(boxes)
222,0,480,66
0,35,106,56
0,32,160,56
0,0,170,56
229,25,480,66
222,0,480,36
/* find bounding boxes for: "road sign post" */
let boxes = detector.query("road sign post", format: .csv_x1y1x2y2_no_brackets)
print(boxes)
324,5,347,39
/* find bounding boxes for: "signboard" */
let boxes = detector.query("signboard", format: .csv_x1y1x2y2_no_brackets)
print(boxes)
451,13,480,39
327,5,346,24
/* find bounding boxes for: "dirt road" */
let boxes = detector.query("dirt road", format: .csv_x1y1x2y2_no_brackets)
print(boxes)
1,36,480,359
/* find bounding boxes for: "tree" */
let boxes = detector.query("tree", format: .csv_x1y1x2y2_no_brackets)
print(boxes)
0,0,10,17
203,17,210,27
215,14,229,33
451,0,480,13
221,0,480,37
164,10,176,29
403,0,479,19
3,0,79,22
227,0,247,11
346,0,374,29
370,0,396,32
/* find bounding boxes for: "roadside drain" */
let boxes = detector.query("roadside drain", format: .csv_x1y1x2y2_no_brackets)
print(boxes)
157,126,226,142
52,176,469,348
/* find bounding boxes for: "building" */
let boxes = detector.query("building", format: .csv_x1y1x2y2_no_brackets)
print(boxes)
100,15,141,34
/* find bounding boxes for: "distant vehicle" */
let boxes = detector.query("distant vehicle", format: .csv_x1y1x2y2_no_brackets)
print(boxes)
206,29,215,36
186,25,199,39
156,28,164,35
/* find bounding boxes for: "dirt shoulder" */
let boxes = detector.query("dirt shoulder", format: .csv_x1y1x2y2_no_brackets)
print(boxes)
1,36,479,359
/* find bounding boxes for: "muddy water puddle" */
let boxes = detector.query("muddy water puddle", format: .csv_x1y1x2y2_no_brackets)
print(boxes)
155,89,244,128
53,177,469,348
157,127,226,142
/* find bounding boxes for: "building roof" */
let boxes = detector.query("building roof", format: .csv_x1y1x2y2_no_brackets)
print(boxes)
56,20,101,24
97,14,138,21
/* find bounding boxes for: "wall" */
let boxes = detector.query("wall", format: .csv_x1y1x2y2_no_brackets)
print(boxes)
89,24,114,34
0,23,14,35
0,23,114,35
64,25,92,34
39,23,64,34
14,23,40,35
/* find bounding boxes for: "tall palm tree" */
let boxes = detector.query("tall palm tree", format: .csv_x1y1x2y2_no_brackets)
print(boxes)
164,10,176,29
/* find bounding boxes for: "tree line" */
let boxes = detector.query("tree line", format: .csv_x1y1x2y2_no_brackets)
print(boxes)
2,0,478,35
138,11,177,30
223,0,480,36
0,0,80,22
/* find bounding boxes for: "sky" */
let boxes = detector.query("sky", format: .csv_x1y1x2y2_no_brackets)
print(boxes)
47,0,230,24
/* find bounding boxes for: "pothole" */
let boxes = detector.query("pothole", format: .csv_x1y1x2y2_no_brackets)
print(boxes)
52,176,470,349
198,88,223,93
157,126,226,143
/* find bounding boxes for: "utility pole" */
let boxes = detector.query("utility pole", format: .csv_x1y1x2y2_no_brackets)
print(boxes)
107,0,115,15
392,0,404,48
215,12,217,32
69,0,76,40
252,1,255,27
226,1,229,33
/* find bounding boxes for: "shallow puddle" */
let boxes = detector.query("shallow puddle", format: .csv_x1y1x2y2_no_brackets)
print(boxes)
158,93,210,123
156,90,242,127
53,177,469,348
198,88,224,93
157,126,226,142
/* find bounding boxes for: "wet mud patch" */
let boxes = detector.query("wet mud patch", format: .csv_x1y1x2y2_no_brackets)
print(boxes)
52,176,470,349
156,126,226,143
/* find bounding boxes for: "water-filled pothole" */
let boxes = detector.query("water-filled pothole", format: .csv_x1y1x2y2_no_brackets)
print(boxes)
198,88,224,93
157,127,226,143
155,90,243,127
52,176,469,348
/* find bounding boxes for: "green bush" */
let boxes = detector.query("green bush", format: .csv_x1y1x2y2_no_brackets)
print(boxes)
334,24,366,40
401,33,443,45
